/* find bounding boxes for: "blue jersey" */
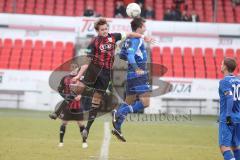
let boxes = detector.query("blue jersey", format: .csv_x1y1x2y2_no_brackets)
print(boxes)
219,75,240,123
120,37,148,80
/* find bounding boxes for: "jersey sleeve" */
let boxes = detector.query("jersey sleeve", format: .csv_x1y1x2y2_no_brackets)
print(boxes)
112,33,122,42
127,38,140,55
219,80,232,95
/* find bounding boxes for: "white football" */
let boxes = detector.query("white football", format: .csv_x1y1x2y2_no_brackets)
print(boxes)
126,3,141,18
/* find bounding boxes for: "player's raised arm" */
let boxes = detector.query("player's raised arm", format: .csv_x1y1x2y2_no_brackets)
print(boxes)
125,32,153,43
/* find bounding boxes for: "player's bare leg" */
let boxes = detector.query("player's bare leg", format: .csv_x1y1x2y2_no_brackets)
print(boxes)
138,92,150,108
220,146,235,160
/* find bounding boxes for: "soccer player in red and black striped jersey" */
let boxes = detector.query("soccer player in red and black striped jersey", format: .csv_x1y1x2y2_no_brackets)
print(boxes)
73,18,153,143
55,63,88,148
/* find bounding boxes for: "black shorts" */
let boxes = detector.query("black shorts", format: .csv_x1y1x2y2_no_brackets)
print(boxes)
60,107,84,121
82,63,111,93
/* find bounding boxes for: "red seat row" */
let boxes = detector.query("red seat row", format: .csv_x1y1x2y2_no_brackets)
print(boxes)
151,46,240,79
0,38,74,70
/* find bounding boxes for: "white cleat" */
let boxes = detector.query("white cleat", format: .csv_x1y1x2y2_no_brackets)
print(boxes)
58,143,64,147
82,142,88,149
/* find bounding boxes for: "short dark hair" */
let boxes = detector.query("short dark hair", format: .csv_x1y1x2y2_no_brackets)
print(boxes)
94,18,108,31
70,63,79,71
131,17,146,31
224,57,237,73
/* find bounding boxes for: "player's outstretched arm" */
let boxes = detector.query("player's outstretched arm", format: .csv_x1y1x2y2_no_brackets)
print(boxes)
125,32,153,43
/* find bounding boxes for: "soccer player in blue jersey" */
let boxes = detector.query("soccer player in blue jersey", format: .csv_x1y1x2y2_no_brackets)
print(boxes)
112,17,151,142
218,57,240,160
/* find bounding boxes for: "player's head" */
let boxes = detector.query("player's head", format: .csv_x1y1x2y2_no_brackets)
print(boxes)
94,18,109,37
221,57,237,74
69,63,80,76
130,17,146,34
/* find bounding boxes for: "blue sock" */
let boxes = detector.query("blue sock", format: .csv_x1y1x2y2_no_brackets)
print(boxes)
132,101,144,113
115,103,133,130
234,149,240,160
223,150,235,160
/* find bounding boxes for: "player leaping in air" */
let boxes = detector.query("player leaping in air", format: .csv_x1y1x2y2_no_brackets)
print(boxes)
112,17,151,142
218,57,240,160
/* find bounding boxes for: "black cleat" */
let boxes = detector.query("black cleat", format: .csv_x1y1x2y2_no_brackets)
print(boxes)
49,113,58,120
112,129,126,142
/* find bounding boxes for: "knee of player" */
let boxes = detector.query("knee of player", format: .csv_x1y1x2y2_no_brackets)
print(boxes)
220,145,232,153
77,121,84,126
92,93,102,106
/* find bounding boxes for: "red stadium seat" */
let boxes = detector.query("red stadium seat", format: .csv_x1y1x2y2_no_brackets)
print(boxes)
105,0,114,17
0,48,11,69
24,39,33,50
34,40,43,50
14,39,23,49
151,47,163,77
225,48,235,57
162,47,173,77
55,41,64,51
45,41,53,51
65,42,74,51
3,38,13,48
183,47,194,78
95,0,104,16
173,47,183,77
204,48,216,79
151,47,161,63
215,48,224,78
0,38,2,48
193,48,205,78
236,49,240,59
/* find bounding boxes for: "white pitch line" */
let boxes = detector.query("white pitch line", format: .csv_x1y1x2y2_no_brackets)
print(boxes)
99,122,111,160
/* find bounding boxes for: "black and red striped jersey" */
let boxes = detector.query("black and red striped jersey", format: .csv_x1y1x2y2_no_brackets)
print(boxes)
58,75,81,109
86,33,122,69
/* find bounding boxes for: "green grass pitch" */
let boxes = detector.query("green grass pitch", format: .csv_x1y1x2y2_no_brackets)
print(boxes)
0,108,221,160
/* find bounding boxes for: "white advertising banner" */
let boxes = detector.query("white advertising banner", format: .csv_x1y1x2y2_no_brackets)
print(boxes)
0,71,220,99
0,70,61,111
1,14,240,36
0,70,51,91
159,77,219,99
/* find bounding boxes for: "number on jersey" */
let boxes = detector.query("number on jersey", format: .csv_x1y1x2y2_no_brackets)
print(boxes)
232,84,240,101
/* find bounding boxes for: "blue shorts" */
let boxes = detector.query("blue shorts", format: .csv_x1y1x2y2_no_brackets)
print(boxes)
219,122,240,147
126,75,150,95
